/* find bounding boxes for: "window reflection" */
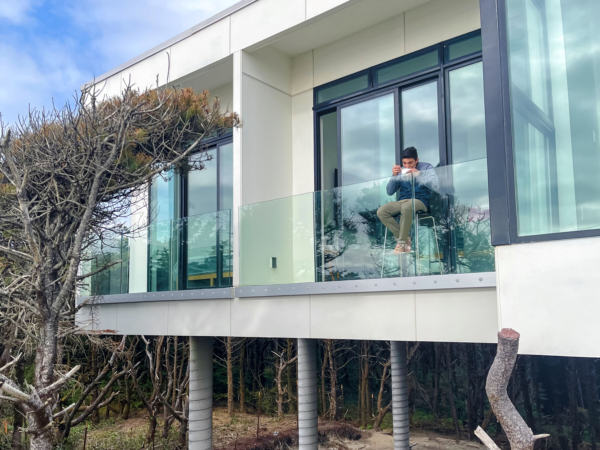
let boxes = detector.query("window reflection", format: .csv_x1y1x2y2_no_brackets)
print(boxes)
507,0,600,235
401,82,440,168
341,94,396,185
449,62,487,163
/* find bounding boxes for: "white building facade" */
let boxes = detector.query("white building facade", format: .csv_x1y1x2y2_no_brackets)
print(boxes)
78,0,600,447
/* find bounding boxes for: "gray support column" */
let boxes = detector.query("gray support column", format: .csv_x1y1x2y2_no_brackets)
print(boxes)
391,341,409,450
189,337,213,450
298,339,318,450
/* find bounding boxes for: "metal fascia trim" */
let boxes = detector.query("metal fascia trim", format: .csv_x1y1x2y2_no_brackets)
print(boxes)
82,0,259,89
235,273,496,298
77,288,234,306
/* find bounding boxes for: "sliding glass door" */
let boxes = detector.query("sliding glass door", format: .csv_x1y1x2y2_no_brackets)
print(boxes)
185,142,233,289
315,33,490,279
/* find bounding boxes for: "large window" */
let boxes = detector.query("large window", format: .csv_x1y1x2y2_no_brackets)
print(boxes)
315,31,485,187
506,0,600,237
314,31,492,279
148,137,233,291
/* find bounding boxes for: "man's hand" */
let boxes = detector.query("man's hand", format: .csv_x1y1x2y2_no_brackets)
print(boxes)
392,165,402,175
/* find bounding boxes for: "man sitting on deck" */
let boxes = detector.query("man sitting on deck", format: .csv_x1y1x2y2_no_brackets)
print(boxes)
376,147,439,254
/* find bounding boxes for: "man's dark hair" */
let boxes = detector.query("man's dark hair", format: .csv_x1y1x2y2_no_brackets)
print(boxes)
401,146,418,161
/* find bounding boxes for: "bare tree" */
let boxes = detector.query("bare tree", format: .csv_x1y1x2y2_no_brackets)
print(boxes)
0,85,238,450
59,336,129,439
273,348,298,419
475,329,549,450
373,359,391,430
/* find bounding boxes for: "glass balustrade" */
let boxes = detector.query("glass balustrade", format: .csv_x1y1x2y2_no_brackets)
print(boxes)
83,234,130,297
87,210,232,296
148,210,232,292
239,158,493,286
86,159,492,296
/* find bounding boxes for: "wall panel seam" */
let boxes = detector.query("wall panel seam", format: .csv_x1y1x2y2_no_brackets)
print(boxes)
242,73,292,97
293,88,314,97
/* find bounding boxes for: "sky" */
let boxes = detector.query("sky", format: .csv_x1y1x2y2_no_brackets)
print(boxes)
0,0,239,126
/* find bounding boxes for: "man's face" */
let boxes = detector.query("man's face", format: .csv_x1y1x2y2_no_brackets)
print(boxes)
402,158,418,169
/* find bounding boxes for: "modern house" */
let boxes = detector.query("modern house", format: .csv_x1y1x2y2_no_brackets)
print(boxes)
78,0,600,449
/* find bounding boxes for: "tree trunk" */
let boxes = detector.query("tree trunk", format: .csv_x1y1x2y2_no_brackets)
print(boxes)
567,358,581,450
28,318,61,450
481,329,548,450
240,339,246,414
321,342,329,416
91,350,100,425
227,337,234,416
276,350,284,419
580,359,598,450
328,340,338,421
361,341,370,427
287,339,296,414
122,375,131,420
432,343,441,416
11,359,25,450
373,360,391,430
445,343,461,438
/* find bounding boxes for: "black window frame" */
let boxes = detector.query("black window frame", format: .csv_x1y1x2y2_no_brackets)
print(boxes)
313,30,483,191
480,0,600,245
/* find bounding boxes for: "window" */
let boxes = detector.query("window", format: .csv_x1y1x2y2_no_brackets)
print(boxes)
148,138,233,291
506,0,600,236
315,31,485,190
375,50,439,86
448,62,487,163
316,73,369,104
314,31,492,279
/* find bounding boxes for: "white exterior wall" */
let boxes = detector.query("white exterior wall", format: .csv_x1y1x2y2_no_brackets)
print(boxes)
496,237,600,358
170,17,231,81
210,83,234,113
82,0,504,348
94,72,122,99
79,286,498,342
128,191,148,294
122,50,172,91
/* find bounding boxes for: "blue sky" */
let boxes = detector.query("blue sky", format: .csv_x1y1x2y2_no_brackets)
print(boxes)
0,0,239,126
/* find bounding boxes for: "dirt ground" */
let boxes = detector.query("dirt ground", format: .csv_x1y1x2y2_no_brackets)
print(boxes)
82,407,488,450
210,408,487,450
339,429,487,450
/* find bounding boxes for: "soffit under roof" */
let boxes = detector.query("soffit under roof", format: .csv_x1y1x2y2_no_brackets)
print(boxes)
169,57,234,92
267,0,432,57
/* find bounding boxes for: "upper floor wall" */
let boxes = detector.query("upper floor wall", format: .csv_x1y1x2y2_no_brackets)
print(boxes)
88,0,480,99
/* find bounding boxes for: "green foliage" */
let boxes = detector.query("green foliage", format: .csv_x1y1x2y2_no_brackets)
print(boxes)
55,418,182,450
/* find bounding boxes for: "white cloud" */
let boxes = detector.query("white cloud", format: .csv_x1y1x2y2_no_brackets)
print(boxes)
0,0,38,23
0,38,89,125
66,0,239,74
0,0,239,125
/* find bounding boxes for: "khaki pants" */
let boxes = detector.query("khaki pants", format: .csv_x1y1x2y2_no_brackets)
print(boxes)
377,199,426,242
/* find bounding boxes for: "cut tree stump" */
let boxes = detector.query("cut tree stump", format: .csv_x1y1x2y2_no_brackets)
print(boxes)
476,329,549,450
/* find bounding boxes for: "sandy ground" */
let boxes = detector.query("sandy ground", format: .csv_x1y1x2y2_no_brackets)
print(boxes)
334,430,487,450
211,408,487,450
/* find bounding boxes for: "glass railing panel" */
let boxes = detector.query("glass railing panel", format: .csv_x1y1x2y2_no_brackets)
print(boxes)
239,193,315,286
448,158,494,273
147,210,232,292
239,158,493,287
315,178,407,281
88,234,130,296
184,210,232,289
410,158,493,275
148,219,180,292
